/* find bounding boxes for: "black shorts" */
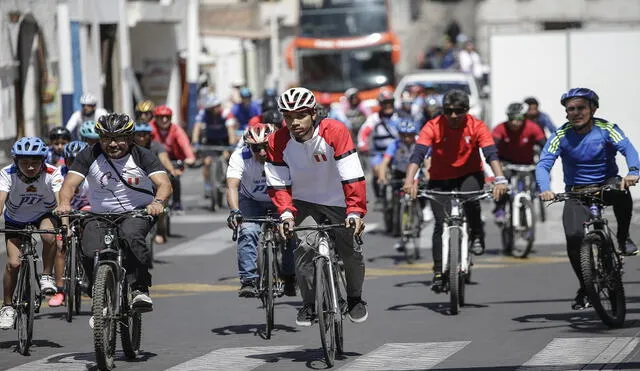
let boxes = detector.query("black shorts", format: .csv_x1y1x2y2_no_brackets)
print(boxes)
3,213,61,241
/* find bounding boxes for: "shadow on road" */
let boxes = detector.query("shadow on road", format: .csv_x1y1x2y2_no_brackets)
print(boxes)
394,280,431,288
512,309,640,332
247,347,362,370
211,323,299,338
366,254,410,265
35,311,91,320
427,363,640,370
0,339,63,352
387,302,488,316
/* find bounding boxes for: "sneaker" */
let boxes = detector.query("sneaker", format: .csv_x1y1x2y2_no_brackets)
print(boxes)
131,290,153,312
0,306,16,329
282,276,297,297
422,205,434,223
431,273,445,293
296,303,315,327
48,292,65,307
394,241,405,252
571,288,591,310
471,237,486,256
620,238,638,256
346,297,368,323
89,315,94,329
39,274,57,295
238,282,256,298
494,208,506,225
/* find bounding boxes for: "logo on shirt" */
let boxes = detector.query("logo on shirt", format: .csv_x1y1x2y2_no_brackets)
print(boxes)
25,185,37,193
127,177,140,185
313,151,328,163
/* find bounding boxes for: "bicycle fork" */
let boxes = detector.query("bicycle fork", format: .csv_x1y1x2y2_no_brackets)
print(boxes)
441,200,470,275
511,192,533,231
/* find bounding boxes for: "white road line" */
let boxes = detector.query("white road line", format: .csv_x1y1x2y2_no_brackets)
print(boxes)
6,352,98,370
164,345,302,371
520,337,638,369
338,341,470,371
156,227,234,257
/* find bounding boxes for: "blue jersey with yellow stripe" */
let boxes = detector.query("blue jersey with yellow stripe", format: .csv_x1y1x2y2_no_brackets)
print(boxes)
536,118,640,191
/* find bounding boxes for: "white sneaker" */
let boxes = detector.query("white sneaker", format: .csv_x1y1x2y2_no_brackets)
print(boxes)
423,205,434,223
0,306,16,329
39,274,57,295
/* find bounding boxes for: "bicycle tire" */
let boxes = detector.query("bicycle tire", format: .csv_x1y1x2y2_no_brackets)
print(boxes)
265,241,275,339
121,282,142,359
511,199,536,259
501,201,514,255
315,257,336,367
391,195,402,238
216,160,227,209
75,247,84,316
400,201,419,264
334,263,345,355
580,235,626,328
382,186,393,233
16,258,34,355
65,236,77,322
449,227,461,315
93,264,117,370
538,196,546,222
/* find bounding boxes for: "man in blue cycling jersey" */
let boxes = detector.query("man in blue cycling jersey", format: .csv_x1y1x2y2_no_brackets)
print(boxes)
231,88,261,131
536,87,640,310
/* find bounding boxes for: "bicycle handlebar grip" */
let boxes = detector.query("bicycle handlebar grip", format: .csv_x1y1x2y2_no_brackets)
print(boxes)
232,227,238,242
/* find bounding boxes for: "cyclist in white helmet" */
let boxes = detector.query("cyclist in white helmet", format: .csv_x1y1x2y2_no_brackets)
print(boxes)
65,93,108,140
265,87,368,326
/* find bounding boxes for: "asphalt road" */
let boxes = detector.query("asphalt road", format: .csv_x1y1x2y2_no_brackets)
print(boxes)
1,167,640,371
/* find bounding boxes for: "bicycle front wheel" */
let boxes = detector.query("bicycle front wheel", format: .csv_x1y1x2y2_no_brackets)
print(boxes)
121,282,142,359
511,199,536,259
448,228,461,315
65,237,77,322
580,235,626,328
264,241,275,339
315,257,336,367
400,201,420,264
15,257,35,355
93,264,117,370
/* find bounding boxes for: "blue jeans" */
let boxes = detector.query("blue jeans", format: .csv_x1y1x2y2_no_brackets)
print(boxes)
237,196,295,284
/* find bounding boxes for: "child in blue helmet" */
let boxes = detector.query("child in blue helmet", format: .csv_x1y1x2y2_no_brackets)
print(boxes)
79,120,100,146
0,137,65,328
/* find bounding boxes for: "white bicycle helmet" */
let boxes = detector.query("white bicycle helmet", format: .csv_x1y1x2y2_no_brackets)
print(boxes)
244,123,275,145
277,87,316,112
80,93,98,105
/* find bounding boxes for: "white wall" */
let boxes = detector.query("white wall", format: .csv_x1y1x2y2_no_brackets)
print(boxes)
490,29,640,198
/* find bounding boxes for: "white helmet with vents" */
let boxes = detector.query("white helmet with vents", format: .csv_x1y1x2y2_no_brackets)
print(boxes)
80,93,98,105
243,123,276,145
277,87,316,112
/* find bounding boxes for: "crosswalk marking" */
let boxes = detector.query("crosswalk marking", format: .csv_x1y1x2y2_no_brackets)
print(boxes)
6,352,97,370
157,227,235,257
164,345,302,371
520,337,638,370
338,341,470,371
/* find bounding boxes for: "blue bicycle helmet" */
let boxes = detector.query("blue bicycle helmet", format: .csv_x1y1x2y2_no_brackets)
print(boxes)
560,88,599,108
79,120,99,140
239,87,252,98
64,141,88,159
11,137,49,158
134,122,153,133
397,119,418,134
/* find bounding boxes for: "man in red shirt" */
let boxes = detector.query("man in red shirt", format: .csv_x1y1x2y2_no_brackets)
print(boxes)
403,90,508,292
492,102,546,224
150,105,196,212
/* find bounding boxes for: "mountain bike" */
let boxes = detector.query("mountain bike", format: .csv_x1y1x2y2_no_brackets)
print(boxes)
397,191,423,263
501,164,537,258
550,185,626,328
381,179,405,236
419,189,492,315
198,144,234,211
232,214,286,339
0,224,66,355
292,222,363,367
63,218,87,322
58,210,154,370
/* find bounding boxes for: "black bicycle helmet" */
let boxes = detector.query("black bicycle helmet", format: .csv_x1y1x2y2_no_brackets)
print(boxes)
95,113,135,136
262,109,284,126
48,126,72,141
261,98,277,113
506,102,527,118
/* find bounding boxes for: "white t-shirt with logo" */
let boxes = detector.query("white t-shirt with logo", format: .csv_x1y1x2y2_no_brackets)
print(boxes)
0,164,63,224
69,144,165,212
61,166,90,210
226,146,270,202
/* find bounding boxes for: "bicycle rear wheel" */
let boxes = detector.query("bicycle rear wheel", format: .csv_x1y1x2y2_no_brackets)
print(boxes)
580,235,626,328
93,264,117,370
121,282,142,359
65,237,77,322
264,241,275,339
75,248,85,315
448,228,461,315
315,257,336,367
334,263,346,355
15,258,35,355
511,199,535,259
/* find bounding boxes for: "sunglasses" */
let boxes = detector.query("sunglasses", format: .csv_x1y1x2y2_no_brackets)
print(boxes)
100,135,130,143
250,144,268,152
566,105,588,113
444,107,467,115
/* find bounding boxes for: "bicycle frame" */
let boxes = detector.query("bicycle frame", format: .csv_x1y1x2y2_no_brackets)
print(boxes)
504,164,536,230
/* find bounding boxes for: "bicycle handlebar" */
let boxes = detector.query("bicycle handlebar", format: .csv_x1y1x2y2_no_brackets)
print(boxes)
548,185,622,206
418,189,493,210
293,221,364,246
503,164,537,173
0,226,66,236
54,209,154,225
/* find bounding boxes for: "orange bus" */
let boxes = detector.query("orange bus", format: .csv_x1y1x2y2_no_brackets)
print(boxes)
286,0,400,102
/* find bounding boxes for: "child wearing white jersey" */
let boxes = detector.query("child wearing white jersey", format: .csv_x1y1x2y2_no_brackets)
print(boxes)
0,137,64,329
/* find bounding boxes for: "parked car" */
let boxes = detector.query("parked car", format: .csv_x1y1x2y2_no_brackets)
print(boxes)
394,70,486,121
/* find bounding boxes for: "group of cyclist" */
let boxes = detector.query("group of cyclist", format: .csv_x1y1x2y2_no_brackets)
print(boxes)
0,80,637,336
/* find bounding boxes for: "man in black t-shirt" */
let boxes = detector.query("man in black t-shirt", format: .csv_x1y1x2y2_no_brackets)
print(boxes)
57,113,172,314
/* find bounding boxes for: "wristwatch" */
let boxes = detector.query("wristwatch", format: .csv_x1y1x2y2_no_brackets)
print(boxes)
153,198,165,204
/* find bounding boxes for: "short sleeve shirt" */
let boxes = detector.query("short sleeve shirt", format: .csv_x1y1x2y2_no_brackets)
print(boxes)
149,140,166,158
226,147,270,202
0,164,63,223
417,114,495,180
69,145,165,212
493,120,546,164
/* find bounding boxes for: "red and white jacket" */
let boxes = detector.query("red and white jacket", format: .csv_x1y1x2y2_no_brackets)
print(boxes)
265,118,367,219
